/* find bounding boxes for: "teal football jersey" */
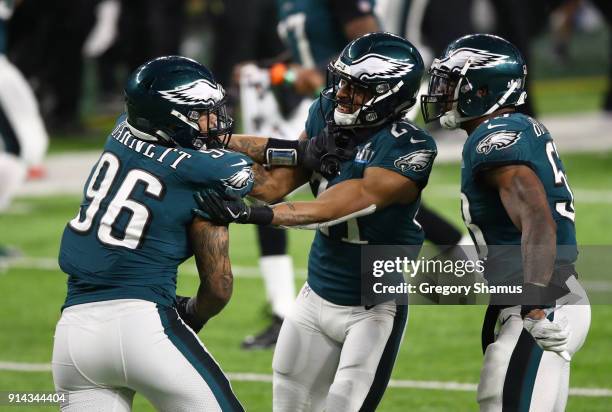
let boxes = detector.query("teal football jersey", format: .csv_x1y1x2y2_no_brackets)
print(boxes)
276,0,375,68
305,98,437,305
59,115,254,309
461,112,577,284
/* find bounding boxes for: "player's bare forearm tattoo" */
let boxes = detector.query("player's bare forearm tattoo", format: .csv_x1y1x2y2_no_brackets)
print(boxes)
229,136,267,164
191,222,233,318
271,202,320,226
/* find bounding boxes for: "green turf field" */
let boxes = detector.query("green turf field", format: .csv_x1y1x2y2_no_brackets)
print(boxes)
1,150,610,411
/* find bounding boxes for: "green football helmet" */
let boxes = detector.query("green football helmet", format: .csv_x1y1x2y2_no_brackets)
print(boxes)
421,34,527,129
322,32,424,129
124,56,233,150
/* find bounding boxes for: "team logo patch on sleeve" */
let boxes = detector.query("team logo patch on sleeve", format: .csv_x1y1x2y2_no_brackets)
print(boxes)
222,167,254,190
476,131,521,155
394,150,436,172
159,79,224,106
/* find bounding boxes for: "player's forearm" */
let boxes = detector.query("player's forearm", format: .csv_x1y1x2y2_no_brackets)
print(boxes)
521,214,557,286
270,201,331,226
193,272,233,321
228,135,269,163
250,163,310,204
493,166,558,286
190,219,233,321
270,181,373,226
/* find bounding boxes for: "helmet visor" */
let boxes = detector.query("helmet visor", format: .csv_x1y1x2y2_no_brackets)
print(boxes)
421,69,458,123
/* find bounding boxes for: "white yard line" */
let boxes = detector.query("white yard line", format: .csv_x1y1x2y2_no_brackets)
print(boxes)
2,256,308,279
0,362,609,397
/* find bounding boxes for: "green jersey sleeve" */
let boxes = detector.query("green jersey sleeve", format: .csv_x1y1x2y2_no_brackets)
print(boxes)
367,122,437,187
178,149,254,198
467,116,533,176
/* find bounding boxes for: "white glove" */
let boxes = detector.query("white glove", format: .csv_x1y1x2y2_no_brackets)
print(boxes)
523,313,571,360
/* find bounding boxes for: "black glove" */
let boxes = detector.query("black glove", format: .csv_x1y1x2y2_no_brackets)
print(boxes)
301,125,358,178
175,295,206,333
192,189,274,225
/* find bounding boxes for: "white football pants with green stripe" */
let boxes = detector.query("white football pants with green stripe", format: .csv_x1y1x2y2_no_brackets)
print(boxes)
52,299,244,411
272,283,408,412
478,276,590,412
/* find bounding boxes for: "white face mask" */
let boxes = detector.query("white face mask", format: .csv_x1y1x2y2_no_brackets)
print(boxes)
334,107,362,126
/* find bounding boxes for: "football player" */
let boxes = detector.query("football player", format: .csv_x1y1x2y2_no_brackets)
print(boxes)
421,34,591,411
52,56,256,411
194,32,436,411
0,0,48,258
235,0,380,350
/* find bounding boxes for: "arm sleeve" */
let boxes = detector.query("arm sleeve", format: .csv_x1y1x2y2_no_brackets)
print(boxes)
184,151,255,198
469,125,533,176
367,132,437,188
211,153,255,197
329,0,375,27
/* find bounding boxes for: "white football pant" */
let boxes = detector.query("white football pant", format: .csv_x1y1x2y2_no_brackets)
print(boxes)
478,276,590,411
0,55,48,211
0,55,48,166
52,299,244,412
273,283,408,412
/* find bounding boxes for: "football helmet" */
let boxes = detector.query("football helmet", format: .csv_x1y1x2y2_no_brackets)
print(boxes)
421,34,527,129
322,32,424,129
124,56,233,149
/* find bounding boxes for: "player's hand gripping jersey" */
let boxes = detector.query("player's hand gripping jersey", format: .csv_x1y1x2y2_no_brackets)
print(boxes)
306,97,437,305
461,112,577,284
59,116,253,309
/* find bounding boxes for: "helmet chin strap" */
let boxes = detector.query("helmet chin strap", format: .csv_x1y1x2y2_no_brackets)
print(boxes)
334,107,361,125
333,92,379,126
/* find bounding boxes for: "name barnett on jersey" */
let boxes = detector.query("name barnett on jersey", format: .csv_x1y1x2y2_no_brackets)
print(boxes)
110,120,192,170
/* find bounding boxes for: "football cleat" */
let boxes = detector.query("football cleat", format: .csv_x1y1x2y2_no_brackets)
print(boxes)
241,315,283,350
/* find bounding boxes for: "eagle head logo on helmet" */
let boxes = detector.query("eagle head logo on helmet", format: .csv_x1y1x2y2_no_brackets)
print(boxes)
435,48,509,73
336,53,414,81
158,79,224,106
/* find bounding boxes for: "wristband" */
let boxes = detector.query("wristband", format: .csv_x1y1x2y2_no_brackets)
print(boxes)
244,205,274,225
264,138,300,166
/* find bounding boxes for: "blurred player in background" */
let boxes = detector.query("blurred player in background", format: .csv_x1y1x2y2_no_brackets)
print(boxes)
422,33,591,411
233,0,380,349
194,32,435,412
0,0,48,261
8,0,96,134
52,56,249,411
